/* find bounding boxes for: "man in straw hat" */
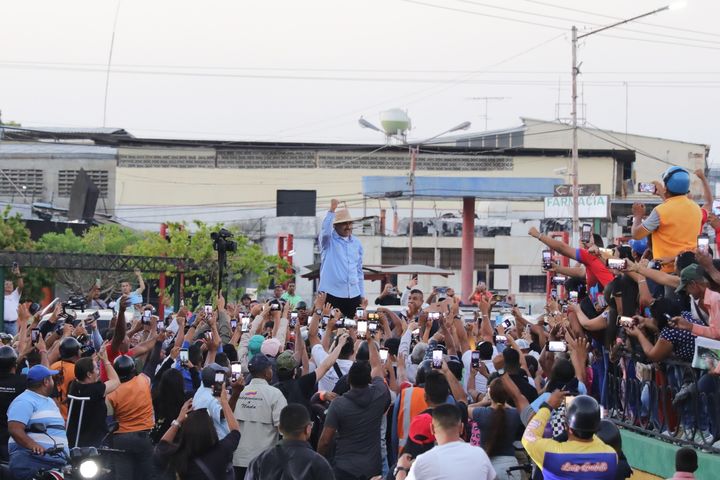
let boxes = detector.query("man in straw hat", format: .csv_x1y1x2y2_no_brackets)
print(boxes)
318,198,365,318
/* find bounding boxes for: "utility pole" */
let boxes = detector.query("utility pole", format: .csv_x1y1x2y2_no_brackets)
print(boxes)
571,26,579,247
408,146,418,264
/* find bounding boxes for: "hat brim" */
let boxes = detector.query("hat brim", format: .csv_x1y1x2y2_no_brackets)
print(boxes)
675,281,688,294
332,216,363,225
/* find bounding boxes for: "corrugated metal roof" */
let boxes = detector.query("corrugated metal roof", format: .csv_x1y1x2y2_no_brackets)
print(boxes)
0,142,116,159
15,127,128,135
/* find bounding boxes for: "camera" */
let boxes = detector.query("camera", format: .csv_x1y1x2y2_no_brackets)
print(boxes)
62,295,87,315
211,228,237,254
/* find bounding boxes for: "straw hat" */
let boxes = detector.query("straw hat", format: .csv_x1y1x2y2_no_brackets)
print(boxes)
333,208,362,225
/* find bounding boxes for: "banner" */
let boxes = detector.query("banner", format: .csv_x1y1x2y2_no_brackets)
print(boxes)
543,195,609,219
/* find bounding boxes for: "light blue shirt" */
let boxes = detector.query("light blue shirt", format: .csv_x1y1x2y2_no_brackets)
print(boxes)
8,390,69,455
318,211,364,299
192,386,229,438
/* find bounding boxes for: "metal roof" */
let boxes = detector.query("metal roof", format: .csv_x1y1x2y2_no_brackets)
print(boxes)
0,142,116,159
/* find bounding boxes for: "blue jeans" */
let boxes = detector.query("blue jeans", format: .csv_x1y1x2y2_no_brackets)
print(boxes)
698,373,720,438
9,449,67,480
3,321,17,336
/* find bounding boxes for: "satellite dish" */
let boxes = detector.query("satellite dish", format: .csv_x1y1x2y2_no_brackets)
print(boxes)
380,109,411,142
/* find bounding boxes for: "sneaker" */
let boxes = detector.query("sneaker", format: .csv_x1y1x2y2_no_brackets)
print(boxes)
712,439,720,450
693,430,714,444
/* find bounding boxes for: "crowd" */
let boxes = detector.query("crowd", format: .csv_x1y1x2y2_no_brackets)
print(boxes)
0,167,716,480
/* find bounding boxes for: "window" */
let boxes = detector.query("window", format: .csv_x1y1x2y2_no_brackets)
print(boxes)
58,170,109,198
382,247,434,266
519,275,547,293
0,169,43,196
382,247,494,270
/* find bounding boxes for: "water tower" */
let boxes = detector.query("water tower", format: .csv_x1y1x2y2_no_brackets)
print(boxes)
359,108,411,144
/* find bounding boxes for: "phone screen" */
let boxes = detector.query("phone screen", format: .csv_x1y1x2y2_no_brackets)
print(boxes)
213,372,225,396
231,319,237,329
548,341,567,352
619,316,635,327
179,349,189,363
241,318,250,332
638,182,656,194
581,224,592,243
231,362,242,380
142,310,151,323
698,235,710,254
355,308,364,318
31,328,40,344
607,258,626,270
471,350,480,368
568,291,578,304
542,250,551,261
379,348,388,363
357,321,368,337
432,349,443,369
204,304,213,315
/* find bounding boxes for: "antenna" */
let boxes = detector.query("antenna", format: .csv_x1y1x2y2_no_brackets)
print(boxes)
467,97,508,131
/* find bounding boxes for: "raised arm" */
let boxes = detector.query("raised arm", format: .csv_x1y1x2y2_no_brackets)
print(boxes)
134,268,145,295
368,338,383,380
529,226,575,260
319,199,338,250
696,169,713,211
111,295,128,352
315,333,350,380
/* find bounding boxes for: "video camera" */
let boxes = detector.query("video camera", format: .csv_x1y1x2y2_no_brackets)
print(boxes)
211,228,237,254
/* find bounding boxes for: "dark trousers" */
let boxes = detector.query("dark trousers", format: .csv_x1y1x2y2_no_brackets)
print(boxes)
114,431,155,480
334,467,370,480
235,466,247,480
325,294,362,319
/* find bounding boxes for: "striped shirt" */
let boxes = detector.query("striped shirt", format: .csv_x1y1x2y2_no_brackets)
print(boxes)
8,390,68,455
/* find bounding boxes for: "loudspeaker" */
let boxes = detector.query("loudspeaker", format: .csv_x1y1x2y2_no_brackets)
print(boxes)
67,169,99,222
276,190,316,217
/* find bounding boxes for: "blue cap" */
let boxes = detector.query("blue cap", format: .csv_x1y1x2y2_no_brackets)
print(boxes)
248,353,272,374
662,166,690,195
27,365,59,383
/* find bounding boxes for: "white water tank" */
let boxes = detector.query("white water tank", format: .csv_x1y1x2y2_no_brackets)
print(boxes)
380,109,411,138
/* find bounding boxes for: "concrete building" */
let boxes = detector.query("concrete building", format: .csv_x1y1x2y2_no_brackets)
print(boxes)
0,119,709,309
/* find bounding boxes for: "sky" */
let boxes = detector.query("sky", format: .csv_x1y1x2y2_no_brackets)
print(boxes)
1,0,720,163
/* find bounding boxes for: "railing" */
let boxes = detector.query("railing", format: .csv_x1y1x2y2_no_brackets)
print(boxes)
604,352,720,453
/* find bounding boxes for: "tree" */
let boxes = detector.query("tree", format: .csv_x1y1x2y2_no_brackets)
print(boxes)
0,206,32,251
128,221,290,305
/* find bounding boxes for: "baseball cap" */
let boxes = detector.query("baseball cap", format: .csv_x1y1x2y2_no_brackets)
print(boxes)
675,264,706,293
27,365,59,383
248,335,265,357
403,413,435,457
201,363,228,387
276,351,298,371
261,338,283,357
248,353,272,375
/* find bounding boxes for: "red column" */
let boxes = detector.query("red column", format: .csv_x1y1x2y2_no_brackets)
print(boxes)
461,197,475,302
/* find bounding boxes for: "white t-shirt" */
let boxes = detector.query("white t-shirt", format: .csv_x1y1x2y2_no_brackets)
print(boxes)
4,289,20,322
311,343,353,392
406,440,496,480
461,349,497,395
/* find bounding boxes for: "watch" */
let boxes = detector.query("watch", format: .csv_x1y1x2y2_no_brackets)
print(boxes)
394,466,410,476
315,309,323,316
171,419,182,428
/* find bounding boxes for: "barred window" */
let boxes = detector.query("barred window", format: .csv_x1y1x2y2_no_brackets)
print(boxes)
58,170,109,198
519,275,547,293
0,169,43,196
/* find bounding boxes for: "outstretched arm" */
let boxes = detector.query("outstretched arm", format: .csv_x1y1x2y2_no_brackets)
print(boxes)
528,227,575,260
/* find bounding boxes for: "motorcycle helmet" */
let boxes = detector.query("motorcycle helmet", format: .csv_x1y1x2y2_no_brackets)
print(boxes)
59,337,82,360
662,166,690,195
567,395,601,438
0,345,18,371
113,355,136,382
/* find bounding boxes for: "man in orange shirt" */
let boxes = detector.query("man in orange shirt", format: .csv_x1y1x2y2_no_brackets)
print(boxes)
50,337,81,420
106,355,155,480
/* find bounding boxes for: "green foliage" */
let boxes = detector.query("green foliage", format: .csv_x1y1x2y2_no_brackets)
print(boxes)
0,206,32,251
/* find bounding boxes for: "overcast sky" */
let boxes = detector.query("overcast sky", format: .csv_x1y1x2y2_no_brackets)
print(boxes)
1,0,719,163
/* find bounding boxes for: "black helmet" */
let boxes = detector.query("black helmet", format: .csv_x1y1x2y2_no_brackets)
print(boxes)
295,301,307,311
113,355,136,382
567,395,601,436
0,346,17,371
596,419,622,451
59,337,82,359
415,359,434,386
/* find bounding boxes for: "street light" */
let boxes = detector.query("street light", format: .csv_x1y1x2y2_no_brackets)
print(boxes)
359,115,471,263
569,2,684,246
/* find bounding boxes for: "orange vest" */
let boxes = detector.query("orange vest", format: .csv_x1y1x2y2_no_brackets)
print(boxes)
396,386,428,452
107,374,154,433
652,196,702,272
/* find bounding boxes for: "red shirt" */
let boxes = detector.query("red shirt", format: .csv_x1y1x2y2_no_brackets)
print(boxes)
100,343,135,381
576,248,614,288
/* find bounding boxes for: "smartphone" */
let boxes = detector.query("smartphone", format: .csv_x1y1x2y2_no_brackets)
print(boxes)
204,304,213,315
357,320,368,338
429,312,441,321
379,348,388,363
344,319,356,328
568,291,579,304
31,328,40,344
638,182,656,194
231,362,242,382
321,316,329,328
231,319,237,330
552,275,566,285
548,341,567,352
432,349,443,369
503,318,514,330
368,321,378,334
619,316,635,328
355,308,364,319
142,310,152,323
471,350,481,368
205,331,212,341
241,318,250,332
411,328,420,338
607,258,627,270
179,348,189,364
289,316,297,328
581,223,592,244
495,335,507,343
698,235,710,254
212,372,225,397
542,249,552,270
